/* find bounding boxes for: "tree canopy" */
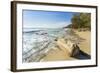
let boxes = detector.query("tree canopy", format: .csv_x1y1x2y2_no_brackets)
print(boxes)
70,13,91,30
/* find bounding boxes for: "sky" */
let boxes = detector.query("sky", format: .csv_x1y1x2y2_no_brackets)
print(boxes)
23,10,78,28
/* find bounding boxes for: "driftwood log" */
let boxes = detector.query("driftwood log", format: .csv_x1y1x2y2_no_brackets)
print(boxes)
56,39,80,57
71,44,80,57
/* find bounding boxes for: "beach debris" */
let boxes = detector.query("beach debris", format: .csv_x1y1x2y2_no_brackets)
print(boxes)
71,44,80,57
56,39,80,57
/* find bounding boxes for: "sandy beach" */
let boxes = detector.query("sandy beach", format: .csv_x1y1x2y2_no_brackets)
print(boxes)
76,30,91,55
41,30,91,62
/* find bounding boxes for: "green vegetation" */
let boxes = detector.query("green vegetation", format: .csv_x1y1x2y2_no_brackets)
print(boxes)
67,13,91,31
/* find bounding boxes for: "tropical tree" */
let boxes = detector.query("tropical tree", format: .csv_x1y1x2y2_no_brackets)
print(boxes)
71,13,91,30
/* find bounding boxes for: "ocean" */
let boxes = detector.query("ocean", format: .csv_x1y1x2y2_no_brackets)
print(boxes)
22,28,68,62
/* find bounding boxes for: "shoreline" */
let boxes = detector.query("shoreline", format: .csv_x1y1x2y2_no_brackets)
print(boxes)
41,29,91,62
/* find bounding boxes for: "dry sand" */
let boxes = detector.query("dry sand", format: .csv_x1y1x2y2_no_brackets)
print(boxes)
41,30,91,62
75,30,91,55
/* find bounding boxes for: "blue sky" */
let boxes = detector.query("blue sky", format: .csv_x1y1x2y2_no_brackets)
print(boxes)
23,10,78,28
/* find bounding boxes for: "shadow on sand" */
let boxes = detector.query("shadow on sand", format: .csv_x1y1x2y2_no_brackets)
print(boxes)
72,50,91,59
71,44,91,59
